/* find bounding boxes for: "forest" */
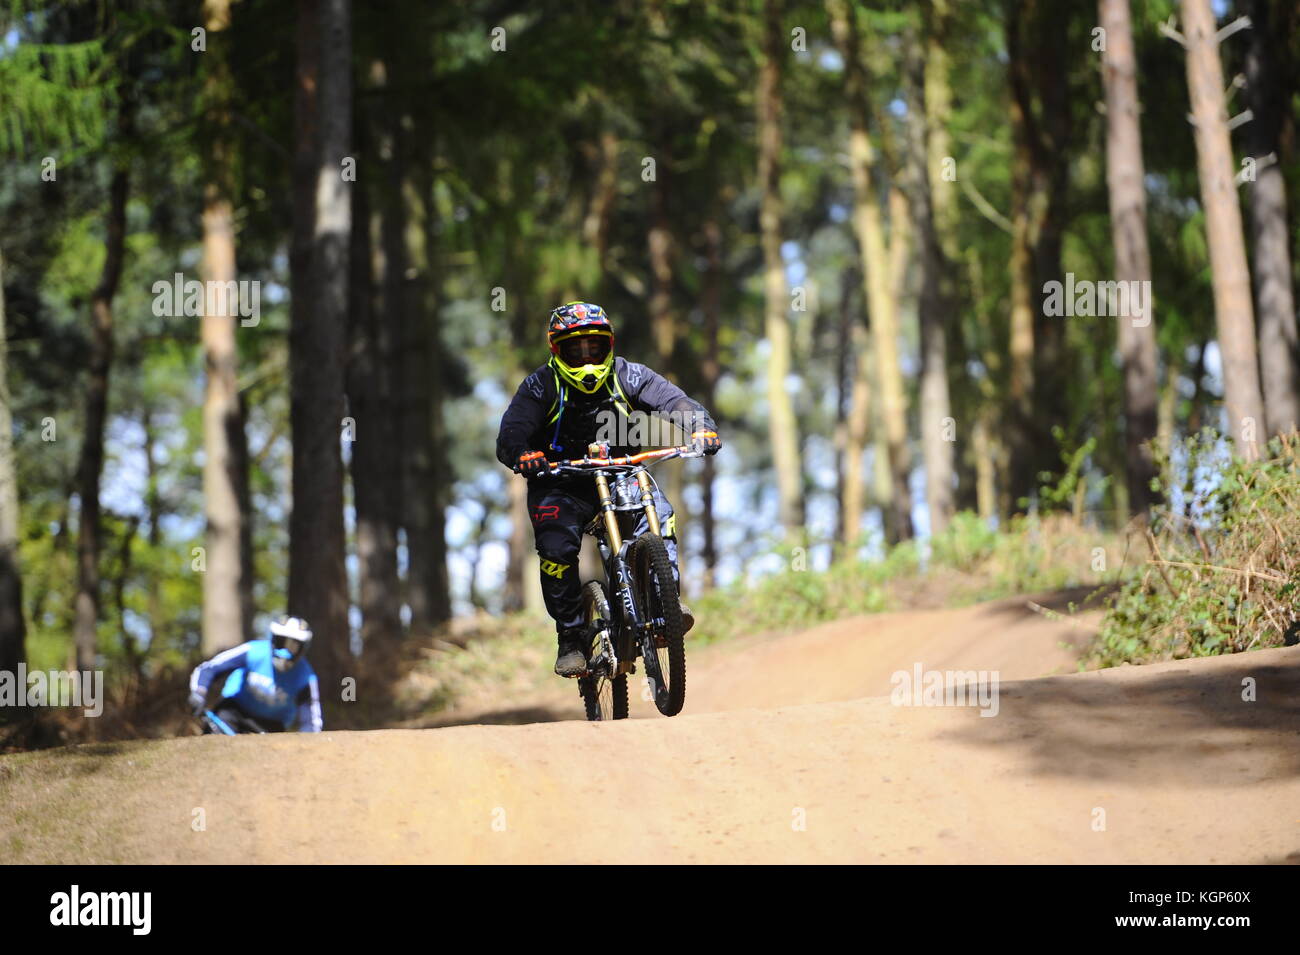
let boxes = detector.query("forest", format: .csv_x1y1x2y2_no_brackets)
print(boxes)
2,0,1299,744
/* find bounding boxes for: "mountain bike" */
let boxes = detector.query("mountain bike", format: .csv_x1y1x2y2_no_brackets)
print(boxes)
197,707,270,735
198,709,240,735
540,443,701,721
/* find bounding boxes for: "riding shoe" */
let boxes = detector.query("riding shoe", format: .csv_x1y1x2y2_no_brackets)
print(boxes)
554,632,589,677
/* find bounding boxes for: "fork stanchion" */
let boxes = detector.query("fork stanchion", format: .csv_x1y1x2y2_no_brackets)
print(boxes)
592,471,623,552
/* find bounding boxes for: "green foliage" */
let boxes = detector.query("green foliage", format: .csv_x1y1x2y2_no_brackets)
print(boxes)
929,510,997,571
689,557,889,646
1090,432,1300,667
1025,425,1111,515
0,39,110,157
689,511,1118,646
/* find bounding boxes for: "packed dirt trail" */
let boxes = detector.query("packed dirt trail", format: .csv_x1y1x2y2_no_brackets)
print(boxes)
4,591,1298,864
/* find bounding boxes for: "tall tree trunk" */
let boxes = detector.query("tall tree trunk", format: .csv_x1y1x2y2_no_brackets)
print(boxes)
142,407,164,649
347,133,402,662
503,465,529,613
499,155,534,615
383,128,430,630
583,129,619,293
1100,0,1160,518
0,248,24,680
406,168,452,630
648,138,676,369
235,390,253,633
972,413,998,522
1181,0,1266,455
1187,339,1209,433
113,515,142,696
646,133,685,541
829,0,912,544
925,0,960,267
27,480,68,641
376,129,412,634
843,341,874,550
1244,0,1300,436
926,1,973,503
1028,3,1070,461
1157,348,1182,459
405,354,439,633
832,265,856,547
1005,5,1040,508
200,0,247,654
699,216,723,589
757,0,805,538
828,0,874,548
348,60,403,661
1004,0,1074,508
289,0,351,697
73,169,127,672
903,27,955,536
468,501,494,610
884,188,916,542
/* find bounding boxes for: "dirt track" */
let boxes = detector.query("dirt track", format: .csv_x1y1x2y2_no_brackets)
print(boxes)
3,592,1298,863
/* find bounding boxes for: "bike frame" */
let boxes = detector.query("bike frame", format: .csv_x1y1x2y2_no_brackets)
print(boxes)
543,445,698,687
200,707,271,735
200,709,238,735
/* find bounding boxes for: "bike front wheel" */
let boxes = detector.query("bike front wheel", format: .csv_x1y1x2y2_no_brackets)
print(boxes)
577,580,628,721
631,533,686,716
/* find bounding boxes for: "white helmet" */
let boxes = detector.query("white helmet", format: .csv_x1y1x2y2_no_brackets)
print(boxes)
269,616,312,671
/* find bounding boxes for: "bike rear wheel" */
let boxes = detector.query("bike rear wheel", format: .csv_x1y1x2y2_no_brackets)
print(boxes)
577,580,628,721
631,533,686,716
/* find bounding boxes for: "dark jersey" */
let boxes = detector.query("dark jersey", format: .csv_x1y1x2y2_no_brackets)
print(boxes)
496,357,717,467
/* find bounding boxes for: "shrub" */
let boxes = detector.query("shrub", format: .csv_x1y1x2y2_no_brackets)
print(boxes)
1089,430,1300,667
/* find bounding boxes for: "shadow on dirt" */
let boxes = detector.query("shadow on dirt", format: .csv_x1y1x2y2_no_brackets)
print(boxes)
973,584,1116,618
941,647,1300,785
1260,849,1300,864
416,704,580,728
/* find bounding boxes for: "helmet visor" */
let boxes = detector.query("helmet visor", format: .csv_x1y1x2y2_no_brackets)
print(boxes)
558,333,611,366
272,635,305,659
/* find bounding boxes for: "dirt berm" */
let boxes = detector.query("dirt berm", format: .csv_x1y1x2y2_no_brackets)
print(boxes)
3,593,1296,863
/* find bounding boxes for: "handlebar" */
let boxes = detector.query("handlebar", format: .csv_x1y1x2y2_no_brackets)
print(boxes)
516,445,703,476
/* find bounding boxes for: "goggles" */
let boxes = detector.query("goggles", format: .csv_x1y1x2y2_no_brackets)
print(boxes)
272,635,305,658
557,332,612,366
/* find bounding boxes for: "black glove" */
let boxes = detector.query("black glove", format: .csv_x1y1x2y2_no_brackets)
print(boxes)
691,430,722,456
517,450,549,476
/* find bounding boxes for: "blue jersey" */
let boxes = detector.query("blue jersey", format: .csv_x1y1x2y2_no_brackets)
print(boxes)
189,639,322,731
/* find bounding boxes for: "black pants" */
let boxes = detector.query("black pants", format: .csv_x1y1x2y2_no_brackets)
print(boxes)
528,477,679,636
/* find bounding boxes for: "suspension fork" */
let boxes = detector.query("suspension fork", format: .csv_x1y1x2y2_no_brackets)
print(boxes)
594,471,645,663
636,468,661,536
593,472,623,552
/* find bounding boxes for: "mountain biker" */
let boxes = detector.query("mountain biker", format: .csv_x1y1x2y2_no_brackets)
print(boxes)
188,615,323,733
496,301,722,678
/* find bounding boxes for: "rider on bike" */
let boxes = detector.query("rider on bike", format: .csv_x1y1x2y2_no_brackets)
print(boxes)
496,302,722,677
188,615,323,733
